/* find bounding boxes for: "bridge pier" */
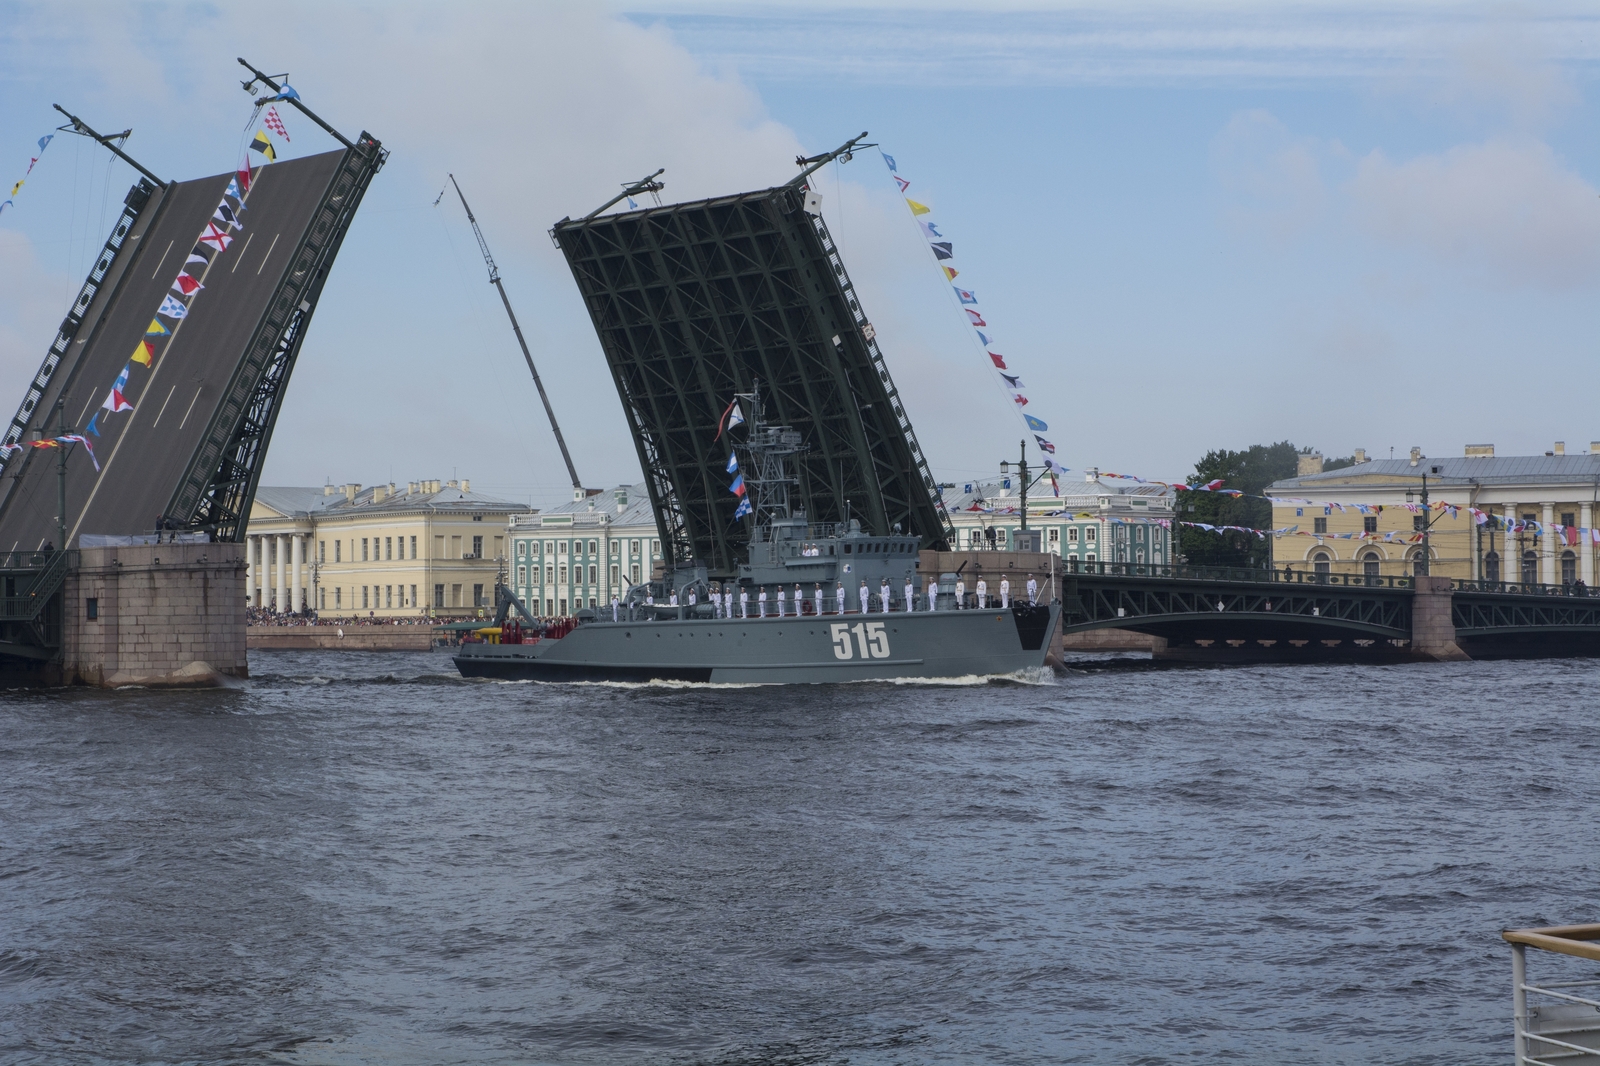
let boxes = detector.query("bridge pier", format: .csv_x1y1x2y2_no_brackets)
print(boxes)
1411,574,1470,661
59,542,247,686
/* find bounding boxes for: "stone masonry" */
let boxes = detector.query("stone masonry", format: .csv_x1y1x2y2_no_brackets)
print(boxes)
1410,574,1470,661
60,543,248,686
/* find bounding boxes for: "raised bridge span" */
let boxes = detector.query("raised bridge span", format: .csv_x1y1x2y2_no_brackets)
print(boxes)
0,102,382,667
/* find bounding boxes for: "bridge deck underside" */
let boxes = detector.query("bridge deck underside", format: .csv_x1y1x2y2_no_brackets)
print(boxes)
0,151,347,552
555,186,947,573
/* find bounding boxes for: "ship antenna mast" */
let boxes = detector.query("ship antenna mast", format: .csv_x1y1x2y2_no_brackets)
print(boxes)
448,173,581,490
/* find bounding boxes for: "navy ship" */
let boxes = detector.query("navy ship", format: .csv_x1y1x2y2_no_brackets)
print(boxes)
453,395,1058,683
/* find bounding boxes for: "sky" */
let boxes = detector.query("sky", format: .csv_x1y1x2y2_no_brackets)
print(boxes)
1,2,1598,511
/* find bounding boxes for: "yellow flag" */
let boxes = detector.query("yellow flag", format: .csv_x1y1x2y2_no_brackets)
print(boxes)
906,199,931,215
942,266,959,281
9,180,20,196
130,339,154,366
146,318,169,337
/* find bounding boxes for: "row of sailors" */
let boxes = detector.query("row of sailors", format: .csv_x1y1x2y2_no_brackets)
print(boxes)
621,575,1041,620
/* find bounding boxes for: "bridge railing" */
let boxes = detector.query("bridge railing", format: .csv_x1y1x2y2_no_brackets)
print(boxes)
1060,559,1414,589
1452,578,1598,597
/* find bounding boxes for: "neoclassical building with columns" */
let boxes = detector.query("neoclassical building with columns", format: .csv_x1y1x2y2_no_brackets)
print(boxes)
1268,445,1600,585
245,479,530,617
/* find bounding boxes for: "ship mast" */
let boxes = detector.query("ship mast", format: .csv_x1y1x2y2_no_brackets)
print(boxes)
733,381,806,533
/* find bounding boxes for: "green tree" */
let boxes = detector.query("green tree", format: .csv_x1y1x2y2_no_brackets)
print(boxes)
1177,441,1301,568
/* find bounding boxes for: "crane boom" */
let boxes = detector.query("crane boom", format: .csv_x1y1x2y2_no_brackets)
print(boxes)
448,173,581,490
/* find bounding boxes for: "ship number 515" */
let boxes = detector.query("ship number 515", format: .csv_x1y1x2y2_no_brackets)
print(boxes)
831,621,889,660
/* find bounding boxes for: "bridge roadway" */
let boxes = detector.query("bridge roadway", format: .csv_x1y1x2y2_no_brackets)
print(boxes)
1060,563,1600,661
0,150,348,553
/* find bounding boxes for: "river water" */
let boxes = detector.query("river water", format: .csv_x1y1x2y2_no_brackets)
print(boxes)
3,650,1597,1065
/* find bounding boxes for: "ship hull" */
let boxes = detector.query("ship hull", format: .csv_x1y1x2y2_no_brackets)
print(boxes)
453,604,1058,684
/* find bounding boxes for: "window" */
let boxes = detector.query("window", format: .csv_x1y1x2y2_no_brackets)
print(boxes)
1067,528,1079,543
559,565,567,584
362,587,369,609
630,564,640,583
472,535,483,558
85,597,98,620
410,585,417,607
1085,553,1096,563
361,538,369,561
1362,553,1380,578
587,540,596,555
385,537,393,561
1522,551,1538,584
1363,516,1377,533
968,531,981,548
518,566,527,583
335,541,341,562
1413,515,1425,531
1085,527,1097,542
997,528,1008,545
558,541,567,555
545,565,553,583
587,564,596,584
545,599,554,616
1312,551,1331,576
433,584,444,608
1563,512,1576,530
559,597,568,615
1313,517,1328,534
474,584,484,607
318,588,326,610
651,539,659,558
409,536,417,559
1485,551,1501,583
610,541,619,557
1562,550,1576,585
318,540,326,563
610,564,618,585
630,539,640,555
545,541,554,556
336,588,342,609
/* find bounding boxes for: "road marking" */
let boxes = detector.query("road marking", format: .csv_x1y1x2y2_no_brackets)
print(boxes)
230,232,253,272
256,233,279,275
76,396,92,424
150,240,173,279
150,385,178,427
177,387,202,430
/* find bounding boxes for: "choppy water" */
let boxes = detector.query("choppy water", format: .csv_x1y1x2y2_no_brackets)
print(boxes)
3,650,1598,1065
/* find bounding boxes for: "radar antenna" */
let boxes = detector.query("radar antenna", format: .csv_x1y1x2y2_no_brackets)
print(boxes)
448,173,580,489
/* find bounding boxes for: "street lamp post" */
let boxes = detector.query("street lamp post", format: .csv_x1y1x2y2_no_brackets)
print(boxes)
1000,440,1029,532
1406,458,1443,578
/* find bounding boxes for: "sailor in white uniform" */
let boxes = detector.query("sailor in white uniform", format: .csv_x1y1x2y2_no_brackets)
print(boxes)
955,579,965,608
725,588,734,618
976,578,987,609
858,581,870,613
926,577,937,611
776,587,787,618
879,580,891,613
688,588,698,609
739,588,749,618
1026,575,1038,605
670,590,679,608
795,584,805,615
611,594,620,621
905,579,915,611
836,581,846,614
758,587,768,618
999,577,1010,608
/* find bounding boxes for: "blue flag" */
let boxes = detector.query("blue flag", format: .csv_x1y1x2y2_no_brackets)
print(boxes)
726,453,738,474
1024,415,1048,432
729,474,745,497
733,497,752,520
882,152,896,172
975,331,991,346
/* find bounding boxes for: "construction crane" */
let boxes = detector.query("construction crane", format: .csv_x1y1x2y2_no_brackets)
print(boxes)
447,173,581,490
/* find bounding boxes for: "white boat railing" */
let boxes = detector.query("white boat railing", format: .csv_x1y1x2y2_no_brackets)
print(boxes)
1505,925,1600,1065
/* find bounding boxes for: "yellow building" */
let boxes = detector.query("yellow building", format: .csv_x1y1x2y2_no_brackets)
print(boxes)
1268,445,1600,585
246,479,531,617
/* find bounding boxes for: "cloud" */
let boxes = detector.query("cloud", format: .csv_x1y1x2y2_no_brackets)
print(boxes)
1211,109,1332,241
1350,139,1600,289
0,230,70,402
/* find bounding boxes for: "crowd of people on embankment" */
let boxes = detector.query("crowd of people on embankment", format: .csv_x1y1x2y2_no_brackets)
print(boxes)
245,607,455,628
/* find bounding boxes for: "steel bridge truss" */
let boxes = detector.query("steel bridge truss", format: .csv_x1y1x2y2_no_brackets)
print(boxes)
166,134,387,541
1063,570,1413,644
554,184,951,573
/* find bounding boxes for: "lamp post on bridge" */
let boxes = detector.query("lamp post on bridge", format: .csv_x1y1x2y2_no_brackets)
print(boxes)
1405,456,1444,578
1000,440,1029,534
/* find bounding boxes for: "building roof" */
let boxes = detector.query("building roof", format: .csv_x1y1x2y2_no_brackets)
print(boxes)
1270,455,1600,492
511,484,658,533
944,477,1174,516
254,481,531,520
